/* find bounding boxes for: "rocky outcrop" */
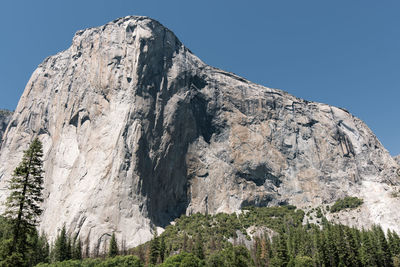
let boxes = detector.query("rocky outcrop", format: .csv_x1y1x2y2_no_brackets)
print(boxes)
0,110,13,143
0,16,399,252
395,155,400,165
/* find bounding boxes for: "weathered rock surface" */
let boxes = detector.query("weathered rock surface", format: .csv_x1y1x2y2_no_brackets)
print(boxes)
0,16,399,252
395,155,400,165
0,110,13,143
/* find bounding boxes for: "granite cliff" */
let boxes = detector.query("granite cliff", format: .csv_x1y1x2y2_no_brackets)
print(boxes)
0,110,13,143
0,16,399,252
395,155,400,165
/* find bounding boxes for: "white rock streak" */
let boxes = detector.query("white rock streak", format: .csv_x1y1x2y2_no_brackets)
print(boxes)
0,16,399,253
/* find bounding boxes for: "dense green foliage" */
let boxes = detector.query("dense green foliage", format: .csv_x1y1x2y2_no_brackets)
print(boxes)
0,175,396,267
158,252,203,267
35,255,143,267
7,138,395,266
53,226,69,262
0,216,49,266
127,206,400,267
50,225,85,263
0,204,396,266
1,138,47,266
149,232,160,265
108,233,118,258
330,196,364,212
135,204,304,261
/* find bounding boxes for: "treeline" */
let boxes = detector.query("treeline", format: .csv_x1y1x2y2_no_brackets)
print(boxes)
0,216,49,266
0,218,77,265
0,201,399,266
127,207,400,267
0,216,141,266
32,206,400,266
252,220,400,267
3,139,400,266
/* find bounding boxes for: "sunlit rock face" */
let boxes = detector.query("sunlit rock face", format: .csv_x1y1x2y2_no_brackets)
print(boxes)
395,155,400,165
0,110,12,143
0,16,399,253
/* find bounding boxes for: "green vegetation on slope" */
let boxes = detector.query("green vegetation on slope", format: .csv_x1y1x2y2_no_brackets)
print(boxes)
0,136,392,266
0,216,49,266
1,138,47,267
130,205,304,262
330,196,364,213
126,205,400,266
35,256,143,267
32,205,400,267
0,204,397,266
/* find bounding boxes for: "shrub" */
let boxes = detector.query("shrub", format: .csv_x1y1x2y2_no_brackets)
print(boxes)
35,256,142,267
316,208,323,218
330,197,363,213
159,252,203,267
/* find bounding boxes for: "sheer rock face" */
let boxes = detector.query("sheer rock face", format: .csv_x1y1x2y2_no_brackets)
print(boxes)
0,16,399,251
0,110,13,143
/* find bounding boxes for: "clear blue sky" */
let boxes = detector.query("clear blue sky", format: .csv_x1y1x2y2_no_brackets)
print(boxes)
0,1,399,155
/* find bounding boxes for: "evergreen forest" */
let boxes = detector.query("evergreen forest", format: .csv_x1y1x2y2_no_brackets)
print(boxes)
2,139,400,266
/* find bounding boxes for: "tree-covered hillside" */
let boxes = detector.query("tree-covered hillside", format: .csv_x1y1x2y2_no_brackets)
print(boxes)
28,205,400,267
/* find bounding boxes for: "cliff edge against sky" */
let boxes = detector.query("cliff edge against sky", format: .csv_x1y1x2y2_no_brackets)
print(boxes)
0,16,399,252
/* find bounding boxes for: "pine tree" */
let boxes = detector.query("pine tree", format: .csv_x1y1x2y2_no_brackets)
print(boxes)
120,238,127,256
323,224,338,266
312,227,324,267
360,229,377,267
137,244,146,263
194,233,205,260
187,237,194,253
389,230,400,257
84,238,90,259
4,138,44,257
159,235,166,263
253,237,262,266
149,231,160,264
182,233,189,252
334,224,348,266
72,236,82,260
31,232,50,265
373,225,392,267
271,230,289,267
23,229,48,266
233,245,255,267
53,225,69,262
344,226,360,266
108,232,118,258
260,234,273,266
66,234,72,260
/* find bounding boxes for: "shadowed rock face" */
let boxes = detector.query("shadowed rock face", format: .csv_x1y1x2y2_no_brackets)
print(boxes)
0,16,399,252
0,109,13,143
0,110,12,143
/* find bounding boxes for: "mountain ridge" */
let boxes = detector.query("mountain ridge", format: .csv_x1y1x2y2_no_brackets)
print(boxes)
0,16,399,253
395,155,400,165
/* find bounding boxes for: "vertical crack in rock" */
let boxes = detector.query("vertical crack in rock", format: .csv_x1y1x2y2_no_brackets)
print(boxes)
0,16,399,252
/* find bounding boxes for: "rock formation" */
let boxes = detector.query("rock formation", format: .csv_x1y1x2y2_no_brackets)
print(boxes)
0,110,13,143
0,16,399,252
395,155,400,165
